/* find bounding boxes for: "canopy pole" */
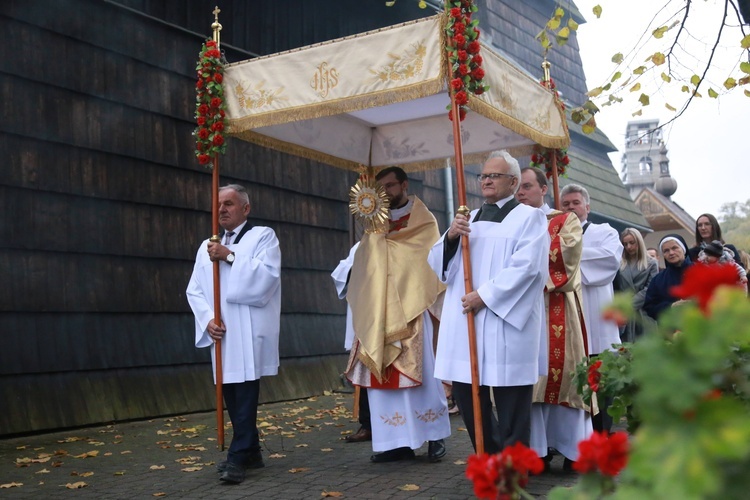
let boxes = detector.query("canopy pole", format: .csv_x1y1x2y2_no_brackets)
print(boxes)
542,60,561,210
449,94,485,456
210,5,225,452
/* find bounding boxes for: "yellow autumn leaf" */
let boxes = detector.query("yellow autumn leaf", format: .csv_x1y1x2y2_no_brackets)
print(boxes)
638,93,650,106
661,72,672,83
295,444,309,448
289,467,310,473
153,493,167,497
632,109,643,117
744,89,750,97
690,74,701,86
740,62,750,74
114,471,126,476
321,448,334,452
593,5,602,18
73,451,99,459
629,83,641,92
611,71,622,82
633,66,647,75
652,26,669,39
681,85,690,93
181,467,202,472
269,453,286,458
398,484,421,491
723,77,737,89
708,88,719,98
582,117,597,134
651,52,666,65
611,53,624,64
587,87,604,97
619,77,631,88
558,27,570,39
741,34,750,49
692,90,702,98
0,482,23,488
547,17,561,30
385,1,396,6
568,18,579,31
739,76,750,85
418,0,427,8
65,482,88,489
149,465,166,470
555,7,564,18
321,491,344,498
665,103,677,111
35,469,50,474
454,459,467,465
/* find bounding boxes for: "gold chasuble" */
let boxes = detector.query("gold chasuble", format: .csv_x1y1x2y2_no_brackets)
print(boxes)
532,211,592,412
346,196,444,387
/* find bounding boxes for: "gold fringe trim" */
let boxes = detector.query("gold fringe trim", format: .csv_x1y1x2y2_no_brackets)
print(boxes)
466,96,570,150
227,77,445,132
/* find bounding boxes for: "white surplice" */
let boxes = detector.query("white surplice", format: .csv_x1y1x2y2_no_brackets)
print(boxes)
187,226,282,384
331,242,359,351
428,199,549,386
530,404,590,461
580,222,623,354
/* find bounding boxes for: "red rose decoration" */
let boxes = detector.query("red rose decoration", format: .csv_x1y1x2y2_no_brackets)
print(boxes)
451,78,463,90
471,67,485,80
455,90,468,105
194,38,228,166
473,54,483,65
458,49,468,61
214,73,223,84
211,121,225,132
197,116,206,126
454,33,466,47
197,104,209,115
210,97,222,108
468,40,481,54
450,7,462,17
454,22,466,34
448,107,467,121
458,64,470,76
670,263,741,313
212,135,224,146
198,128,210,140
206,40,217,48
197,154,210,164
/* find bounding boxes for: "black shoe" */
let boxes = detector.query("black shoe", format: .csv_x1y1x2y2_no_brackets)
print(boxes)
216,454,264,473
370,447,415,463
428,439,446,462
563,458,577,473
219,462,246,484
345,426,373,443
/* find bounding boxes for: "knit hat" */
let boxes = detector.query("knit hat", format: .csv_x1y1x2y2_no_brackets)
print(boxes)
702,240,724,258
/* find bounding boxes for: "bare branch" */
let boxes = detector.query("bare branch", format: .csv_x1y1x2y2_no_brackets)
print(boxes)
667,1,691,74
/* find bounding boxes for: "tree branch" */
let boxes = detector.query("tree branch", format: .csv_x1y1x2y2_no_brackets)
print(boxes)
667,1,691,75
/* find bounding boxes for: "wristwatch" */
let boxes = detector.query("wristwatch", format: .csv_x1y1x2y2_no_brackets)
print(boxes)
226,252,235,264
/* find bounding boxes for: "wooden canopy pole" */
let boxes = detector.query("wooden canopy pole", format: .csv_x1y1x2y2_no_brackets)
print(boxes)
449,91,485,456
542,60,561,210
210,6,225,452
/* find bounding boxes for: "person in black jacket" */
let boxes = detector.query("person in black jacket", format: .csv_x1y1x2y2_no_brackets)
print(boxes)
644,234,692,321
688,213,739,264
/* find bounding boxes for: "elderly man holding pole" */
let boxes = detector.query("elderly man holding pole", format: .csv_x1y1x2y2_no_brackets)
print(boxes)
428,150,549,453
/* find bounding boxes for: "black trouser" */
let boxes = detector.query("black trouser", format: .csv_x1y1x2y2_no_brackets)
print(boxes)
223,380,261,466
592,396,613,433
358,387,371,431
452,382,533,454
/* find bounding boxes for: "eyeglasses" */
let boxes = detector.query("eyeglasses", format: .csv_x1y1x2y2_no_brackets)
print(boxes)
477,173,515,181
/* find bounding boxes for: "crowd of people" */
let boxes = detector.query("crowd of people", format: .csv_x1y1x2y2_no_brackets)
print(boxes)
184,152,749,484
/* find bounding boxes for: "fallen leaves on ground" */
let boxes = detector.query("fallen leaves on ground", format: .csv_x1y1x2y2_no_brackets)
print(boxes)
289,467,310,473
320,448,333,452
113,471,126,476
72,451,99,459
397,484,420,491
35,469,50,474
149,465,166,470
268,453,286,458
181,467,202,472
0,482,23,488
453,459,467,465
321,491,343,497
58,437,86,443
295,444,309,448
70,471,94,477
65,481,88,489
152,493,166,497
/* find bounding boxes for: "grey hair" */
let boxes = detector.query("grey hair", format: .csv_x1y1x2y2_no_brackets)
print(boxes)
486,150,521,193
560,183,590,205
219,184,250,206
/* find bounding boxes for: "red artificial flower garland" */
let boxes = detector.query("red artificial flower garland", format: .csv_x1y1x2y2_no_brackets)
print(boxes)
445,0,488,121
194,40,228,166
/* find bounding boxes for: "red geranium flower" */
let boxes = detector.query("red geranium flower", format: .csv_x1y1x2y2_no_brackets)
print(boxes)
574,431,629,477
466,443,543,499
466,454,501,499
588,360,602,393
670,263,741,313
468,40,481,54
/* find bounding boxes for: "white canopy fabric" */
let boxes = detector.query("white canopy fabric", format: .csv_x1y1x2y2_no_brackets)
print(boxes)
223,14,569,172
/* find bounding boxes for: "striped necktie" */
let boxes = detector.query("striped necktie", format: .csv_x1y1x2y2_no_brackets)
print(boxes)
224,231,235,245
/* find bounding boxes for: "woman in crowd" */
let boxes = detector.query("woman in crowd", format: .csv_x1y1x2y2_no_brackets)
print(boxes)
644,234,692,321
688,213,739,264
614,228,659,341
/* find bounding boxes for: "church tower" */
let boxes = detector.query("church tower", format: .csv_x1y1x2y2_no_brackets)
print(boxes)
620,119,676,199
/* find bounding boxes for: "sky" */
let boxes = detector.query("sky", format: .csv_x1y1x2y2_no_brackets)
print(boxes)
571,0,747,220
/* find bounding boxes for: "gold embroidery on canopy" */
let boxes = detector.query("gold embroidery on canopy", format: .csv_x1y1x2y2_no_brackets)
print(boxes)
310,62,339,98
234,80,288,110
369,41,426,82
